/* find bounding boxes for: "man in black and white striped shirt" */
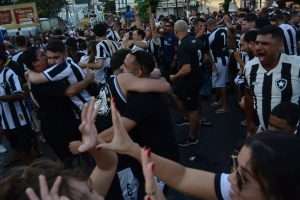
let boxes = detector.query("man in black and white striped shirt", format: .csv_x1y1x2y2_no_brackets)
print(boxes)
244,25,300,135
0,51,33,163
27,40,91,114
272,13,298,55
93,23,119,83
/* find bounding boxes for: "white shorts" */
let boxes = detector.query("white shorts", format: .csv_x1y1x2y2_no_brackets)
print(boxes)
212,57,229,88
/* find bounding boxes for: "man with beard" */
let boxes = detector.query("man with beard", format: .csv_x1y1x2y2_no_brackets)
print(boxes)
244,25,300,135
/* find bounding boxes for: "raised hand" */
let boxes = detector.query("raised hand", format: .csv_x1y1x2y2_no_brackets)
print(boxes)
142,148,166,200
96,99,134,154
25,175,69,200
77,97,98,153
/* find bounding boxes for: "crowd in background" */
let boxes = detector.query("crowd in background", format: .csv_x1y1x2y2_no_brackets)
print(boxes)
0,2,300,200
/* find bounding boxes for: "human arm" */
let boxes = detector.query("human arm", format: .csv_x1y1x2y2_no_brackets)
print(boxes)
80,60,104,70
133,40,148,49
97,101,219,200
118,73,171,95
134,7,143,30
0,92,25,101
142,148,166,200
169,64,191,82
68,98,117,197
64,70,95,97
233,51,245,72
244,88,257,136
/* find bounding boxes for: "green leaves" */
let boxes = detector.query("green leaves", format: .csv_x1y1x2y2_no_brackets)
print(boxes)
135,0,159,22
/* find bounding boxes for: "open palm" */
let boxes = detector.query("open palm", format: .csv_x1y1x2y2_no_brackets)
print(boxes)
77,97,98,153
96,100,134,155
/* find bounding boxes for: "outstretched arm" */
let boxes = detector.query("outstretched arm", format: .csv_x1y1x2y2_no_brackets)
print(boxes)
97,101,219,200
65,70,95,97
69,98,117,197
118,73,171,95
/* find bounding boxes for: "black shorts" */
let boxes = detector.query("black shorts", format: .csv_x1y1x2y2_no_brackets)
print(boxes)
4,125,34,153
175,86,200,111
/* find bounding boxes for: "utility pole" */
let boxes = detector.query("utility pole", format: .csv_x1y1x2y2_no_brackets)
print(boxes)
175,0,179,17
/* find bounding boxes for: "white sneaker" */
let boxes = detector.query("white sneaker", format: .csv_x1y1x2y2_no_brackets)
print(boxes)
0,144,7,153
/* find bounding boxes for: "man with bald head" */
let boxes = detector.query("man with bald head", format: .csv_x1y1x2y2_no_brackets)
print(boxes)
170,20,203,147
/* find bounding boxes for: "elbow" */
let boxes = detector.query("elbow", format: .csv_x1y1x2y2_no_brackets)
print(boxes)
162,82,171,92
65,89,77,97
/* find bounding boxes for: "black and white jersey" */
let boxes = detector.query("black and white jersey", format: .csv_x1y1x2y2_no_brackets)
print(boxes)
0,66,31,130
107,28,121,43
279,24,298,55
235,33,241,49
208,27,228,59
96,39,119,82
244,53,300,130
42,58,91,112
237,51,250,70
130,43,147,53
147,37,161,55
11,51,26,79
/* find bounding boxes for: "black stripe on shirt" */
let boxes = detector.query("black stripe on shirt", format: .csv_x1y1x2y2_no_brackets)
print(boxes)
250,64,259,111
20,101,30,125
280,28,289,55
8,74,17,91
287,29,295,55
281,63,292,102
70,64,84,81
214,174,224,200
262,73,273,129
102,41,111,57
69,64,87,104
1,104,9,129
47,63,67,79
3,69,21,128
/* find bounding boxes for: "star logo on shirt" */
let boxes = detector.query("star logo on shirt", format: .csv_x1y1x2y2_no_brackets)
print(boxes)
275,79,287,91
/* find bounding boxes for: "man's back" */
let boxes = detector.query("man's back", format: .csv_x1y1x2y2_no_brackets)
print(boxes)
124,91,178,160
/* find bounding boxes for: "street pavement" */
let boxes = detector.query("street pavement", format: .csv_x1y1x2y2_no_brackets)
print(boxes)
0,94,247,199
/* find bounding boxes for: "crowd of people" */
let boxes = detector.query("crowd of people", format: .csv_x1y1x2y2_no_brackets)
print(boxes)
0,2,300,200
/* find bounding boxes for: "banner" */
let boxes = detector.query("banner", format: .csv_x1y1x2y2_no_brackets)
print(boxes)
0,2,38,29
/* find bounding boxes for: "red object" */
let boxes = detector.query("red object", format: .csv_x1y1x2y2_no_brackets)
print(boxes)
0,10,13,25
13,7,35,24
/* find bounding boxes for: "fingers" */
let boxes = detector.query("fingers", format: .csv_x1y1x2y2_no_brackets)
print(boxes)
87,97,96,123
78,143,93,153
81,103,88,122
25,188,40,200
50,176,62,195
39,175,49,199
69,141,82,154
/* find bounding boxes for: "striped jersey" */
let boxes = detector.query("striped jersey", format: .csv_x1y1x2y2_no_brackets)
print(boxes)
96,39,119,82
244,53,300,130
42,58,91,112
208,27,228,59
107,28,121,43
0,66,31,130
279,24,298,55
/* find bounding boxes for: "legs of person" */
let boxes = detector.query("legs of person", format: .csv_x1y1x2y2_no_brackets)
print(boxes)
215,58,228,113
4,126,35,164
187,110,200,140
